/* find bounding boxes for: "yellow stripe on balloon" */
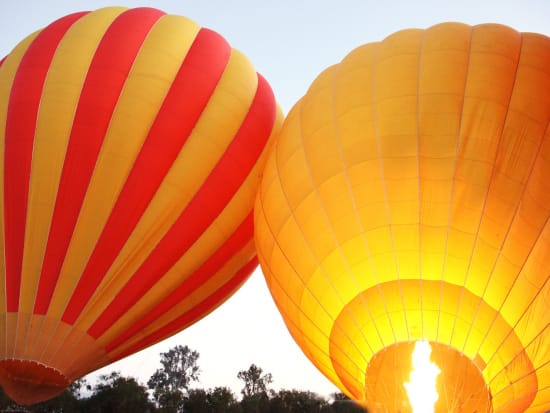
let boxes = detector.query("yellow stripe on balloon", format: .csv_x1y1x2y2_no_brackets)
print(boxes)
105,238,256,358
18,7,126,318
76,47,258,331
98,103,282,347
46,14,201,320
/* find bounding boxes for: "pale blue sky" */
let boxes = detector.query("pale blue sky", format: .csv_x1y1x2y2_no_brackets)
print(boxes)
1,0,549,399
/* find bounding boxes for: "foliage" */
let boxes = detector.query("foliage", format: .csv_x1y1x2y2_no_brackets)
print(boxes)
180,388,208,413
237,364,273,413
82,371,155,413
207,386,241,413
147,345,200,412
182,387,241,413
25,387,80,413
270,389,328,413
0,373,154,413
0,345,369,413
237,363,273,398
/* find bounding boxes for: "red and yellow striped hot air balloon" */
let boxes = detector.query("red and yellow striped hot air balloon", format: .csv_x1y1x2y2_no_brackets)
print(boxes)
0,6,282,405
255,23,549,413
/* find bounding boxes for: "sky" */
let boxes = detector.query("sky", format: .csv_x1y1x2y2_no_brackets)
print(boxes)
1,0,549,400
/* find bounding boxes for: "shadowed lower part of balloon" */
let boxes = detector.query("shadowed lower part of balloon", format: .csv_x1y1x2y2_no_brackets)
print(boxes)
0,359,69,405
0,312,110,405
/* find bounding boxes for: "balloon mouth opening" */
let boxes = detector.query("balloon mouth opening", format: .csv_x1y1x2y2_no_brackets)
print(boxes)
364,341,492,413
0,359,70,405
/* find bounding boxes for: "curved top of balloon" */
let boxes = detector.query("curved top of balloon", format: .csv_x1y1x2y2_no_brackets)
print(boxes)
255,22,549,413
0,6,282,405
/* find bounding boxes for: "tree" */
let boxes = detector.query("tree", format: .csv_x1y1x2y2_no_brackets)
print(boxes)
237,364,272,398
270,389,328,413
237,364,272,413
181,387,240,413
181,389,209,413
29,386,81,413
147,345,200,413
207,387,241,413
67,378,90,400
83,371,155,413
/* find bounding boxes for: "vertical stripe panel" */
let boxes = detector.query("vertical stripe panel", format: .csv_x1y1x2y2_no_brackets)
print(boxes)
33,7,165,315
94,107,279,345
88,74,276,338
61,27,231,324
111,256,258,361
104,212,254,352
4,12,87,312
15,8,131,363
0,31,40,360
74,48,262,332
45,14,201,320
93,109,281,348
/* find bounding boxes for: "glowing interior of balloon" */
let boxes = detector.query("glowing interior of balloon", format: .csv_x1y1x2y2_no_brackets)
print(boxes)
404,342,440,413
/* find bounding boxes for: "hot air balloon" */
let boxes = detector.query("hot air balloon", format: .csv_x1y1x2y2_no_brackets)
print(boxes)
0,6,282,405
255,23,549,413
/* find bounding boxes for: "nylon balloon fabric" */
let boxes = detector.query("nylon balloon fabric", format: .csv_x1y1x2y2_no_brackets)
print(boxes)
255,23,549,413
0,7,282,405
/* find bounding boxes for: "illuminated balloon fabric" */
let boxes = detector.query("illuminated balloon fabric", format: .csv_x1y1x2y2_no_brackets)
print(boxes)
255,23,549,413
0,7,282,405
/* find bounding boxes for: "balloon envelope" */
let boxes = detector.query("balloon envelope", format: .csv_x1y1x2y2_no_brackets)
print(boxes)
0,7,281,405
255,23,549,413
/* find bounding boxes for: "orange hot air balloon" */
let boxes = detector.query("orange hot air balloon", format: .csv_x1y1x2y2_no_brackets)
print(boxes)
0,7,282,405
255,23,549,413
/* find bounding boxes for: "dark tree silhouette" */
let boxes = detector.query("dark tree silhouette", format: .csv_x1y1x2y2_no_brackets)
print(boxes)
147,345,200,412
207,386,241,413
0,350,373,413
182,387,241,413
237,364,273,413
270,389,328,413
83,371,154,413
237,363,273,398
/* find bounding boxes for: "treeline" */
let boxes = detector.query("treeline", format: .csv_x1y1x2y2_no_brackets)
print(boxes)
0,345,367,413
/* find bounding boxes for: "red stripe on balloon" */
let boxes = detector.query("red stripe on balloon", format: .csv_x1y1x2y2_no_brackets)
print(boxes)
112,256,258,362
88,74,276,338
3,12,88,312
33,8,166,315
61,28,232,324
105,212,254,353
